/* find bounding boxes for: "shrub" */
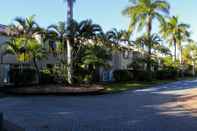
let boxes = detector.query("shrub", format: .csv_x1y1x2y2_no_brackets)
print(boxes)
133,70,154,81
156,67,178,80
39,69,54,84
113,70,133,82
10,67,37,86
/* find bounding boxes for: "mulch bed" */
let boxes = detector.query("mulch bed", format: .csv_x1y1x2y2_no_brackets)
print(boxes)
1,84,104,95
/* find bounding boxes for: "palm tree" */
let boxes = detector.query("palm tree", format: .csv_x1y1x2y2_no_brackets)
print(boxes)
64,0,76,84
123,0,170,71
47,21,67,54
80,45,111,83
10,15,42,61
13,15,40,38
48,18,103,83
106,29,127,44
177,27,191,65
160,16,190,62
182,42,197,76
27,39,47,81
3,38,25,62
69,20,104,68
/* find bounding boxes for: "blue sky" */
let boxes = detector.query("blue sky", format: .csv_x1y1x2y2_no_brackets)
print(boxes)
1,0,197,40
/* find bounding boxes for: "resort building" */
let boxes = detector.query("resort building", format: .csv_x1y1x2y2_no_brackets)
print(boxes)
0,24,160,85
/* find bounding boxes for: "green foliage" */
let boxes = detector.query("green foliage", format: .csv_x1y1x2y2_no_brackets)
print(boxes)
160,16,191,61
40,69,54,84
182,42,197,65
52,64,68,84
133,70,154,81
129,57,146,71
162,56,179,68
113,70,133,82
73,45,111,83
156,69,178,80
10,67,37,86
122,0,170,44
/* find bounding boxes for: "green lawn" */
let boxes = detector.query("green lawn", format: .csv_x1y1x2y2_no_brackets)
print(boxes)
104,78,195,93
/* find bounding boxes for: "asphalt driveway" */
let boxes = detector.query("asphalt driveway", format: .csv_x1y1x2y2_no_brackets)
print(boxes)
1,80,197,131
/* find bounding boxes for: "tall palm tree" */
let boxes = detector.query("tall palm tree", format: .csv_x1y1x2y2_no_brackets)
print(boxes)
160,16,190,62
64,0,76,84
177,26,191,65
123,0,170,71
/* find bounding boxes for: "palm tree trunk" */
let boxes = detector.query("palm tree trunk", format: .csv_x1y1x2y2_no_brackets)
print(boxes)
179,45,184,77
33,58,40,84
67,39,73,84
66,0,74,84
147,16,152,72
173,37,177,62
179,46,183,64
192,60,195,77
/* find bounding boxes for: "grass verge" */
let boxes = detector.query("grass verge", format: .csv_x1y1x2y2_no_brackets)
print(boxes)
104,77,196,93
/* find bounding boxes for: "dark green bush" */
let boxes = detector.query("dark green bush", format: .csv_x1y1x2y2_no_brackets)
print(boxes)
156,67,178,80
10,68,37,86
182,65,193,77
133,70,154,81
113,70,133,82
39,69,54,84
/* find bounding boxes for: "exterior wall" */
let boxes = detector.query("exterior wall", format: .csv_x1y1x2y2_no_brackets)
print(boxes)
100,50,134,82
120,51,133,70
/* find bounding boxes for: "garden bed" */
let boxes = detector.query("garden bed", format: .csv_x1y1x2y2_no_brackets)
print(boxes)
1,84,104,95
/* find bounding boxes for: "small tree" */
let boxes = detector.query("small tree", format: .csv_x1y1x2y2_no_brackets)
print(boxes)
28,39,47,81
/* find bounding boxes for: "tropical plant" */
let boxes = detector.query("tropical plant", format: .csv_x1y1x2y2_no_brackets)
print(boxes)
12,15,41,38
64,0,76,84
27,39,47,80
134,34,165,70
74,45,111,83
46,19,103,83
47,21,67,54
3,37,29,62
7,16,42,61
160,16,190,62
182,42,197,76
123,0,170,71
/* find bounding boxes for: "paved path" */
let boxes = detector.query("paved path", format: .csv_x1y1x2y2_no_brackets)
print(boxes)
1,80,197,131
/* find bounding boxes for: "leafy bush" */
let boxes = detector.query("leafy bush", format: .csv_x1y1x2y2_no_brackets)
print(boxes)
113,70,133,82
39,69,54,84
113,70,155,82
156,67,178,80
52,64,68,84
10,67,37,86
183,64,193,77
133,70,154,81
